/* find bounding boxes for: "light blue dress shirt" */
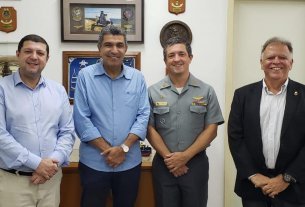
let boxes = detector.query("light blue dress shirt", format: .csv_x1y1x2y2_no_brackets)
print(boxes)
0,71,75,172
73,62,150,172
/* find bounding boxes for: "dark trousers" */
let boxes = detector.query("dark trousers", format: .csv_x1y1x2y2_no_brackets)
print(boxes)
242,198,305,207
152,151,209,207
79,162,141,207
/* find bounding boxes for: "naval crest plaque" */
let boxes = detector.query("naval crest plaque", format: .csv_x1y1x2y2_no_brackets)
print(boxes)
168,0,185,15
0,7,17,33
160,20,192,48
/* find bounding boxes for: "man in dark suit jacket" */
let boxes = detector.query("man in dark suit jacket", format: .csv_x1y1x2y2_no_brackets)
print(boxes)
228,37,305,207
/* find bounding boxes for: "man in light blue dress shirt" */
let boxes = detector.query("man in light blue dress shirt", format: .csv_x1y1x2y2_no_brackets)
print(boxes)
73,25,150,207
0,34,75,207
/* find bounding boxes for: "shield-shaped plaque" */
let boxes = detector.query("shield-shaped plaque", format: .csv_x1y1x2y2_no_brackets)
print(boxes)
0,7,17,33
168,0,185,15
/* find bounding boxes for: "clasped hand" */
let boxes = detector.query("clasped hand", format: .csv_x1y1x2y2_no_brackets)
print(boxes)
164,152,189,177
31,158,59,185
250,174,289,198
102,146,126,168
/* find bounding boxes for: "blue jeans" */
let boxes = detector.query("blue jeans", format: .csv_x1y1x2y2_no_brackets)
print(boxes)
79,162,141,207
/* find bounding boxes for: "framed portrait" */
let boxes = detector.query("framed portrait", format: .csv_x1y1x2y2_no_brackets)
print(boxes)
62,51,141,103
60,0,144,43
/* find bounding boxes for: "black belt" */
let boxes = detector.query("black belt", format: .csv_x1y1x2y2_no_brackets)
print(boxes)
1,168,33,176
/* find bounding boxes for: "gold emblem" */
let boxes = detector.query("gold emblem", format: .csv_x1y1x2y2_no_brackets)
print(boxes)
192,96,207,106
193,96,204,100
0,7,17,33
168,0,185,15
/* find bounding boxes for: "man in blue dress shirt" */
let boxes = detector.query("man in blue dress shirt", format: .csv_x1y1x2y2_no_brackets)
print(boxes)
73,25,150,207
0,34,75,207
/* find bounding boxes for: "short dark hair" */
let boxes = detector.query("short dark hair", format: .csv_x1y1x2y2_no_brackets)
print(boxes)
261,37,293,54
97,25,127,49
163,37,192,61
18,34,49,56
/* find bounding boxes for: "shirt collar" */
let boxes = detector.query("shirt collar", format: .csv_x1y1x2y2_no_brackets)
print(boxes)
187,73,201,87
160,73,201,89
93,60,132,80
13,70,46,88
262,78,288,95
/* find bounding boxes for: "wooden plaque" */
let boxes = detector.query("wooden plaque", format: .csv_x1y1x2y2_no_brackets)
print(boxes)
0,7,17,33
168,0,185,15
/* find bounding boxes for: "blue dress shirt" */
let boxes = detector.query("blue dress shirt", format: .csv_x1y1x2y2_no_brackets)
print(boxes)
73,62,150,172
0,71,75,172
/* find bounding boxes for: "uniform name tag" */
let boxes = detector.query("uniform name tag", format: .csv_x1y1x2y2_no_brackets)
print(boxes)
155,102,168,106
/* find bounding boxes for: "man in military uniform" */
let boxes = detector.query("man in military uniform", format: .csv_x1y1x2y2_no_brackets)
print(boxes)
147,37,224,207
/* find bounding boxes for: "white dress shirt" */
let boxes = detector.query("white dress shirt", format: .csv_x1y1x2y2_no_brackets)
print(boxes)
260,79,288,169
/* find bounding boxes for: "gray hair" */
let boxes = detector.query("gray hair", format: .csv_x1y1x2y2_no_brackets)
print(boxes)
261,37,293,54
97,25,127,50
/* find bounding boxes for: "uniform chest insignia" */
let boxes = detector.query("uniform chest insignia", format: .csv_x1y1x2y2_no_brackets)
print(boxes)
192,96,207,106
161,82,170,89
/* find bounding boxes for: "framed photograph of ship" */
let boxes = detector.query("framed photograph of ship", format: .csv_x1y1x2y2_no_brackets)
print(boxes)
62,51,141,103
61,0,144,43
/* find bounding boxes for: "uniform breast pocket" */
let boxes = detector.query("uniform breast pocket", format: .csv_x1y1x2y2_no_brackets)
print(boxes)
189,105,206,129
153,107,170,129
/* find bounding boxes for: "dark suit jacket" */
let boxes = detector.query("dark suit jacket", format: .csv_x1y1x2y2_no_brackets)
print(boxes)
228,79,305,203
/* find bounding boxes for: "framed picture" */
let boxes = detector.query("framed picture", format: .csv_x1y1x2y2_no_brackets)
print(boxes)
62,51,141,103
60,0,144,43
0,55,19,77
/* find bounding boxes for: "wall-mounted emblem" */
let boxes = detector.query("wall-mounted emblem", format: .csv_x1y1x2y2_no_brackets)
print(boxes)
0,7,17,33
160,20,192,48
168,0,185,15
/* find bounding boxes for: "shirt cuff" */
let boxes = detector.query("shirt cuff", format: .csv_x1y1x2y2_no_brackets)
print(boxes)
130,129,146,141
50,151,66,167
80,128,101,142
248,174,257,180
24,153,42,170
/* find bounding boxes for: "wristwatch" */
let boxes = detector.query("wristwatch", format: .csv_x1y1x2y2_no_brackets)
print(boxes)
120,144,129,153
283,173,297,183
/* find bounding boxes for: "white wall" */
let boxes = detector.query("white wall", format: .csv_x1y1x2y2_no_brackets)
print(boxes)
233,0,305,89
0,0,228,206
